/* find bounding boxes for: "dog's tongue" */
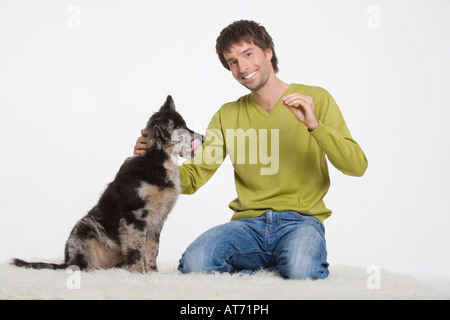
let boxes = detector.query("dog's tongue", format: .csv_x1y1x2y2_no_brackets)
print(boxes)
191,139,203,152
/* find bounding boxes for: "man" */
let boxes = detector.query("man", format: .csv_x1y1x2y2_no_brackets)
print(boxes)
134,20,368,279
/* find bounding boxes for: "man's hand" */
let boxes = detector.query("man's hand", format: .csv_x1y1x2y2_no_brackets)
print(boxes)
133,129,148,155
282,93,319,131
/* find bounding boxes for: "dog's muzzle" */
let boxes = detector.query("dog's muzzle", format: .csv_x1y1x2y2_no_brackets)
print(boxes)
186,131,205,159
191,132,205,151
172,129,206,160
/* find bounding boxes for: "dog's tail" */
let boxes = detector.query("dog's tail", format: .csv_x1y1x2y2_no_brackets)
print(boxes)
10,258,67,270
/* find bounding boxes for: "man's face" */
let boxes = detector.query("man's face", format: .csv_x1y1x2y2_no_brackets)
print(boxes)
223,42,273,92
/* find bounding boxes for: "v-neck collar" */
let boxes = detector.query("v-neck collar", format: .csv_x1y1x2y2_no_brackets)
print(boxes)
249,83,294,118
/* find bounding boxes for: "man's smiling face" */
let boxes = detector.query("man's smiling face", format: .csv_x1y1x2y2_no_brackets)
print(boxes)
223,42,274,92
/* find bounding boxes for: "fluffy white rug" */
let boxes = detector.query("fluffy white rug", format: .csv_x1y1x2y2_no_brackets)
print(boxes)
0,259,447,300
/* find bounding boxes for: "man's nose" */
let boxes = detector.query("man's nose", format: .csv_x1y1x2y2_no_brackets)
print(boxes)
238,58,250,74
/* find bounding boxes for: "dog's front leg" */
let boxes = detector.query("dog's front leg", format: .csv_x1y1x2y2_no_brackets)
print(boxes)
125,241,146,273
126,243,146,273
144,233,160,272
119,220,146,273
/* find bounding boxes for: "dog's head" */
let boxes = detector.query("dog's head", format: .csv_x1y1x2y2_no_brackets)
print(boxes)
145,95,205,160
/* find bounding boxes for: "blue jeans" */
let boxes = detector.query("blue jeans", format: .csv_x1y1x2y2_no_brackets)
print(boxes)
178,210,329,279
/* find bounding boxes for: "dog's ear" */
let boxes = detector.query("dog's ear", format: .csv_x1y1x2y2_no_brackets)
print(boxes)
151,123,170,150
161,95,176,111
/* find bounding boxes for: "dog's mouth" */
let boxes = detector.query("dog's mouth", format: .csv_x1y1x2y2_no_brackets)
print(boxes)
172,129,205,160
191,138,203,151
180,136,205,159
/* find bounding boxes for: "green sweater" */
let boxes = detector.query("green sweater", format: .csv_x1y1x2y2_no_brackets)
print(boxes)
178,83,368,222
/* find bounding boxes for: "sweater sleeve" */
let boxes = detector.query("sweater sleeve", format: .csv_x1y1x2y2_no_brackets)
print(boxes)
310,89,368,177
178,110,227,194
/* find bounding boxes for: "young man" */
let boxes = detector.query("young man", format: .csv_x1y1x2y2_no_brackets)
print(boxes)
134,20,368,279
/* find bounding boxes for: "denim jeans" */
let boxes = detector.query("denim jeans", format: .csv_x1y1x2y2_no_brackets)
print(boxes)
178,210,329,279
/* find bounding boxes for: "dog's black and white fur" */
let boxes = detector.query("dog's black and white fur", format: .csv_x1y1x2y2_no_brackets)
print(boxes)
12,96,204,273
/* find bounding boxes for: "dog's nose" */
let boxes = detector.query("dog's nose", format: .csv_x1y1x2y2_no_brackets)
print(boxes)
192,132,206,144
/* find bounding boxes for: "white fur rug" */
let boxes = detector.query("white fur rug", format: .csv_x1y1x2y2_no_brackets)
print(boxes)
0,260,447,300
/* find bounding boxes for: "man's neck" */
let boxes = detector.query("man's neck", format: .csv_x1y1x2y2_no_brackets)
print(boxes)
251,75,290,113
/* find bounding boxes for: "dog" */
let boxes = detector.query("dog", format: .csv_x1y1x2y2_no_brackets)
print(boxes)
11,95,205,273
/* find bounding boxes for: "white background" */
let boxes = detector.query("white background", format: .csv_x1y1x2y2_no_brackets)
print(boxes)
1,0,449,280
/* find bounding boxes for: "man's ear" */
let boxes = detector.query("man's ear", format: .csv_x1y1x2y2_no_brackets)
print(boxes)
265,48,273,62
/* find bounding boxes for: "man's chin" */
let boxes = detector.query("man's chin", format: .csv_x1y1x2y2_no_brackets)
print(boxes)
239,77,267,93
241,81,261,92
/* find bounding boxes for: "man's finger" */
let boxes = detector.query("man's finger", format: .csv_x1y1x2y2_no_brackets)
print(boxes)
134,149,146,155
283,93,313,103
282,93,311,102
134,143,147,153
136,136,147,144
135,141,147,149
283,97,307,108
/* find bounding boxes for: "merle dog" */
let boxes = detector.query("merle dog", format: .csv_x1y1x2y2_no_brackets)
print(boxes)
12,96,204,273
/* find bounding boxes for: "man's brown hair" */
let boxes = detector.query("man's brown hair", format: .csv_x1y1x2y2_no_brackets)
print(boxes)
216,20,279,73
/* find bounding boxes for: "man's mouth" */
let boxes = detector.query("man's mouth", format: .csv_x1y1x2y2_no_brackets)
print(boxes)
242,71,257,81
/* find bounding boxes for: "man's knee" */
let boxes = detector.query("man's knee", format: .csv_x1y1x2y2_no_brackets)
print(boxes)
277,225,329,280
279,256,329,280
178,221,250,275
178,245,211,274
